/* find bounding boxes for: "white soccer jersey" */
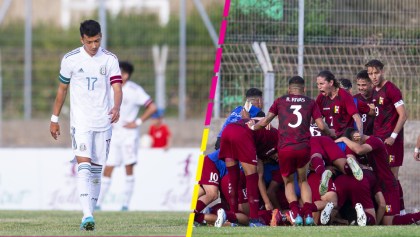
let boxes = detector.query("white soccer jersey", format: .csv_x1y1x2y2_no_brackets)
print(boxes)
59,46,122,131
112,80,152,131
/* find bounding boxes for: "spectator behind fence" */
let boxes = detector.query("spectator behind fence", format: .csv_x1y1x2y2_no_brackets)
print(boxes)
149,109,171,150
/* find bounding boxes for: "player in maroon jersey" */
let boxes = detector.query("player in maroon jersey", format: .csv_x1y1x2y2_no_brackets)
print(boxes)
309,135,363,196
248,76,335,226
219,119,278,227
336,128,420,225
365,59,408,214
339,77,375,130
316,70,363,138
352,70,376,135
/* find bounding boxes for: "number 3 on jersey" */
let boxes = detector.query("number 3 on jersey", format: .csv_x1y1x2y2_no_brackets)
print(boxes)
288,105,302,128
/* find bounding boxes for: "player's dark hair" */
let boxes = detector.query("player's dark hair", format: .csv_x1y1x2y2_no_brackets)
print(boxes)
343,127,358,140
365,59,384,70
246,88,263,98
339,78,352,90
317,70,339,88
256,111,266,117
356,69,370,81
119,61,134,77
289,76,305,85
80,20,101,37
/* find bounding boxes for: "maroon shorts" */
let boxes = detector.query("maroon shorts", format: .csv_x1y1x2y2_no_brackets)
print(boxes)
219,124,257,165
386,138,404,167
381,180,400,216
310,136,346,166
278,144,310,177
363,169,381,196
198,156,220,186
220,170,248,205
334,174,374,209
307,172,335,203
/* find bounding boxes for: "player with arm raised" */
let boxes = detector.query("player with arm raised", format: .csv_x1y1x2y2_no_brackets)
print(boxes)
248,76,334,226
214,88,265,150
49,19,122,231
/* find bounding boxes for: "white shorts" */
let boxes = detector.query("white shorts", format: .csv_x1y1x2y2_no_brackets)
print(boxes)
106,129,139,166
70,127,112,166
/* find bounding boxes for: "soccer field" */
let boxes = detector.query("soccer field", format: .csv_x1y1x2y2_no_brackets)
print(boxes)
0,210,188,236
1,211,420,237
192,225,420,237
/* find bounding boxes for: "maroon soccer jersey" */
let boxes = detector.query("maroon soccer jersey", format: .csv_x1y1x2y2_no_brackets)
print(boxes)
364,136,397,185
353,93,374,135
199,155,220,186
219,121,257,165
269,94,322,149
310,136,346,166
372,81,404,141
254,127,278,162
316,88,358,137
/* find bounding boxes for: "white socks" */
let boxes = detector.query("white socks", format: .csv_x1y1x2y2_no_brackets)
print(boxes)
97,176,111,207
90,164,102,213
122,175,135,208
77,162,92,219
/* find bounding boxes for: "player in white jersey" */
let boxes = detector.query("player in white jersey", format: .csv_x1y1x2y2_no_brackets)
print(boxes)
50,20,122,231
96,61,157,211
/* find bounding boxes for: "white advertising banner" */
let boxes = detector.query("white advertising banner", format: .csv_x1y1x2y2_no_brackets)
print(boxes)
0,148,199,211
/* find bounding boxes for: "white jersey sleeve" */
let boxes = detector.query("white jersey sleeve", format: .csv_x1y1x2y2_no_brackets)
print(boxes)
64,46,122,131
113,81,152,130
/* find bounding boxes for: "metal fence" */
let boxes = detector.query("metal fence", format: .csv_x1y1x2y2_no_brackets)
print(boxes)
0,0,223,120
217,0,420,211
220,0,420,120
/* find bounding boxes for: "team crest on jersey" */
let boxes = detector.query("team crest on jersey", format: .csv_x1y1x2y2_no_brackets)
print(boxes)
379,97,384,105
100,65,106,75
80,143,87,152
385,205,392,213
389,154,395,164
334,105,340,113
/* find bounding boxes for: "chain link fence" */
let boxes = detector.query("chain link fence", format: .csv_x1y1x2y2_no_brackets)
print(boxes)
217,0,420,211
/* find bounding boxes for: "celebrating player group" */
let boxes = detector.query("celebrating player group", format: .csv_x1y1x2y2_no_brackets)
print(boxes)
192,59,420,227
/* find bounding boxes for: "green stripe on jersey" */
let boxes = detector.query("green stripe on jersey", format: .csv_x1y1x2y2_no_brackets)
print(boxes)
59,74,70,84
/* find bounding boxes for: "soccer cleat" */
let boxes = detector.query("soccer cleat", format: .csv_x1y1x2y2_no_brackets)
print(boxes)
319,170,332,196
294,215,303,226
121,206,128,211
249,218,266,227
193,221,207,227
270,209,280,227
347,157,363,181
214,208,227,228
230,222,239,227
355,203,367,226
286,210,303,226
320,202,334,225
305,215,315,226
80,216,95,231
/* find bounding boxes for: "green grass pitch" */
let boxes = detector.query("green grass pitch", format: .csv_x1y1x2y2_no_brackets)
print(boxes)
2,210,420,236
0,210,188,236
